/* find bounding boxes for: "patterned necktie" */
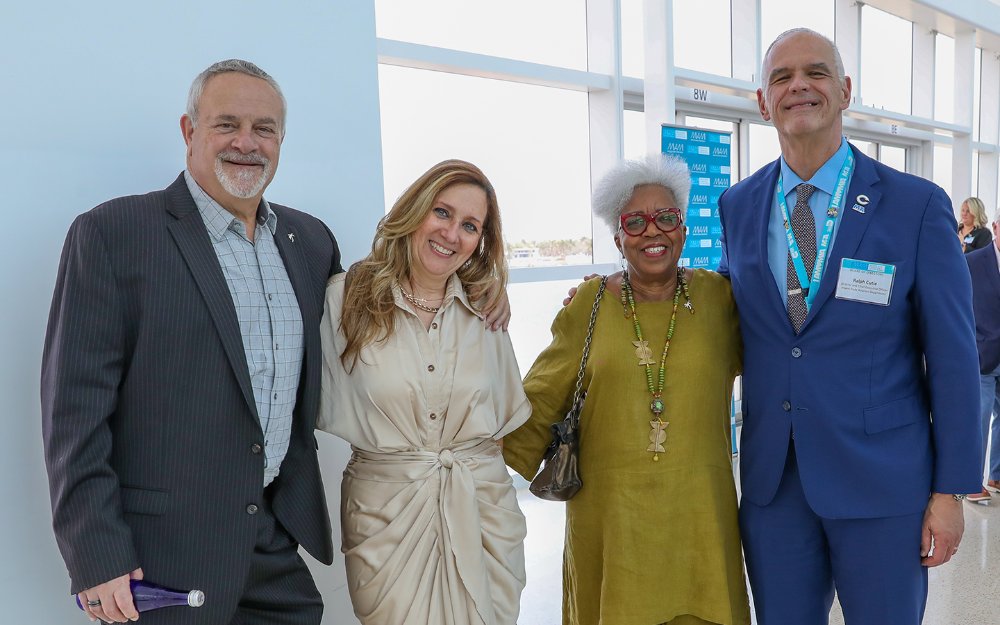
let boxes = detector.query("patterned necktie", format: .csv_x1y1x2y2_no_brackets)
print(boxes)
786,183,816,333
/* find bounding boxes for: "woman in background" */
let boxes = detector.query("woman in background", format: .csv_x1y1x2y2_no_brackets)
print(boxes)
959,196,993,253
318,160,530,625
504,154,749,625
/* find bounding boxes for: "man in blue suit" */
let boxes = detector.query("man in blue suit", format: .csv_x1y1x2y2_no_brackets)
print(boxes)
967,217,1000,499
718,28,981,625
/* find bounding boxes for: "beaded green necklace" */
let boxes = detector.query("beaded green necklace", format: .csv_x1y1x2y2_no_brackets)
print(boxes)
620,268,693,460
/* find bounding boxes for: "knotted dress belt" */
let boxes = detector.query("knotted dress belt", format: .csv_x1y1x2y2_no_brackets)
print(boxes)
347,438,501,625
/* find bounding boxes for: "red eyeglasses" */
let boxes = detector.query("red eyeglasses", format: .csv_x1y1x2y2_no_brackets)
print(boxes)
619,207,683,236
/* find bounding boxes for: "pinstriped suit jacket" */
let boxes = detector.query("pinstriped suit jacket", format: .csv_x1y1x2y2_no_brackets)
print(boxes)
41,174,340,621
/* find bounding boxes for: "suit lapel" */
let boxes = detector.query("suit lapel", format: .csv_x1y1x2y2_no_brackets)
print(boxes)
801,146,881,329
984,247,1000,297
164,175,259,421
752,161,789,323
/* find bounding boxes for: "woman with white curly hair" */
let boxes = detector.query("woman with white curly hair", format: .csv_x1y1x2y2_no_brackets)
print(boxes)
504,154,750,625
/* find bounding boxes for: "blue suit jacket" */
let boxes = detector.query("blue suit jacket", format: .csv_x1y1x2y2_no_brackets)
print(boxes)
967,244,1000,374
718,146,982,518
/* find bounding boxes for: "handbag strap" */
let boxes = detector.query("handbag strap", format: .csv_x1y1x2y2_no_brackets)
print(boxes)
569,276,607,412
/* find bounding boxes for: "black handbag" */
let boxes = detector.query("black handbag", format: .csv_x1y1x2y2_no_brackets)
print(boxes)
529,276,606,501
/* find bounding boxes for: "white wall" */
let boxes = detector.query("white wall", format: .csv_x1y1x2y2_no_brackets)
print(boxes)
0,3,383,623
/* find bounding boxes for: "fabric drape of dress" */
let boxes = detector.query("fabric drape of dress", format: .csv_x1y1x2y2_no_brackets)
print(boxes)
318,272,531,625
503,270,750,625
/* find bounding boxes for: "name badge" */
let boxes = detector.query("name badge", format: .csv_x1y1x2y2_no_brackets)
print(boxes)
835,258,895,306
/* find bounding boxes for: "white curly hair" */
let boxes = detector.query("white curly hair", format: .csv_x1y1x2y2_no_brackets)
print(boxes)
592,154,692,234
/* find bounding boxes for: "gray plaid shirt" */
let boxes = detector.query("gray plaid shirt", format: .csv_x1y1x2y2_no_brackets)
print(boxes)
185,172,303,487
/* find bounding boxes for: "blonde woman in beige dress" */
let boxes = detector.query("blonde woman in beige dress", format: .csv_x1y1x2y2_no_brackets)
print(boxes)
317,160,530,625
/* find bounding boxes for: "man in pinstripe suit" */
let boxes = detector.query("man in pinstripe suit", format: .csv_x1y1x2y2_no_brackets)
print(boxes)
41,60,339,624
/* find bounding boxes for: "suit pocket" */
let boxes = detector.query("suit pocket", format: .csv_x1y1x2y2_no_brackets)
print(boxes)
120,486,170,516
863,394,926,435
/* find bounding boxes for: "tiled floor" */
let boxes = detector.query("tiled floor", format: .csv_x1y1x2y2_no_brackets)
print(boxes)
515,472,1000,624
518,485,566,623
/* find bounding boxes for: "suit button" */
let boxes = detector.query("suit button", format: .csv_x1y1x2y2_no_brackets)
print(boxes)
427,364,435,372
782,401,791,412
251,443,263,454
791,347,802,358
246,504,259,515
430,413,437,420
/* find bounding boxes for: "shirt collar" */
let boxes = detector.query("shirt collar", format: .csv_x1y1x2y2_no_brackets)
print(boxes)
184,170,276,242
779,136,850,199
994,238,1000,272
392,273,484,320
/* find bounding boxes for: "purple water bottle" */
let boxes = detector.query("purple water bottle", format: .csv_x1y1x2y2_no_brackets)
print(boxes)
76,579,205,612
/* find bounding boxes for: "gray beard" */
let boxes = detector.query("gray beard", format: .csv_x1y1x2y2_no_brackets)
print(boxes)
214,154,271,199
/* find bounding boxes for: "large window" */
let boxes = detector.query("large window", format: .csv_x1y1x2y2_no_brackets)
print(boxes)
992,161,1000,212
673,0,732,77
621,0,645,78
860,6,912,114
972,153,981,199
760,0,834,52
935,34,955,124
375,0,588,70
748,123,781,176
975,48,983,141
507,280,579,371
880,145,907,171
851,139,877,159
378,65,593,266
934,144,953,200
623,109,647,161
846,140,909,172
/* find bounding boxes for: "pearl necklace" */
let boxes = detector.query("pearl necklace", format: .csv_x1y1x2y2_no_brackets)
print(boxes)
400,286,443,313
620,268,693,461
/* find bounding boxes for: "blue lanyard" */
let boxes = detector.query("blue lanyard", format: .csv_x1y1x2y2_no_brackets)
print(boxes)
775,150,854,311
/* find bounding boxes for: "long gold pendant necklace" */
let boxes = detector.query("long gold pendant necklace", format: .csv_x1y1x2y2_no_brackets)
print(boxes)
620,268,693,461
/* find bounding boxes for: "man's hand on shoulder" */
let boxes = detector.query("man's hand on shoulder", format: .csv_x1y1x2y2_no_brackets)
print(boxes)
78,568,143,623
562,273,601,306
483,287,511,332
920,494,964,567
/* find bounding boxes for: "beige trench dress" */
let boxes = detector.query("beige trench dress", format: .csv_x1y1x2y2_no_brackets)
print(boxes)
318,273,531,625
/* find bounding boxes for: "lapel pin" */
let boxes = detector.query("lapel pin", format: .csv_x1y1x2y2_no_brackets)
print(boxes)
856,194,870,206
851,204,866,214
287,232,296,243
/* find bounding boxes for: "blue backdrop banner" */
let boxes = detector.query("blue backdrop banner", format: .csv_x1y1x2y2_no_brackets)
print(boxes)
661,124,732,270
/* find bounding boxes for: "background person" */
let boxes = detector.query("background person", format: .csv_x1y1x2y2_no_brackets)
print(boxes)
317,160,530,625
958,196,992,253
718,28,981,625
966,210,1000,502
41,60,339,625
505,154,749,625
